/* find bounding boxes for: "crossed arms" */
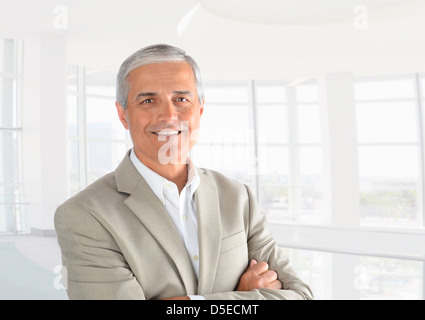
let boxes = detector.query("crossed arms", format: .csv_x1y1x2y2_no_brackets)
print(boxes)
54,176,313,300
164,259,284,300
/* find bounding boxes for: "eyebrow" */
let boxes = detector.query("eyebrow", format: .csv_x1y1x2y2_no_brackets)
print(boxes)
135,92,157,101
173,90,193,96
135,90,194,101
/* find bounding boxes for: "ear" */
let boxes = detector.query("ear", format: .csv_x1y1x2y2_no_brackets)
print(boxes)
199,98,205,117
116,101,129,130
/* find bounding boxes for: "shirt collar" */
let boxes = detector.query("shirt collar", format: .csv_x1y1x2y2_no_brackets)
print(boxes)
129,149,200,201
187,159,200,198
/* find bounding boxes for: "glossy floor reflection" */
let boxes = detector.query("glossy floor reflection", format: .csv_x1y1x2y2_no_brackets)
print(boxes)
0,235,68,300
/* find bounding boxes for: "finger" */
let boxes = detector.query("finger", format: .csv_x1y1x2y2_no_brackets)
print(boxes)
249,261,269,274
269,279,283,290
249,259,258,267
262,269,278,283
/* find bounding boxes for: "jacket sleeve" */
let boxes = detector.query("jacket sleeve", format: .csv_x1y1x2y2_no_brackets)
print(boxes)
203,185,314,300
54,201,145,300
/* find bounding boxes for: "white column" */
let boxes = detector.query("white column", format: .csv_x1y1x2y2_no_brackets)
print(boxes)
22,35,68,235
287,86,302,220
319,73,361,299
319,73,360,227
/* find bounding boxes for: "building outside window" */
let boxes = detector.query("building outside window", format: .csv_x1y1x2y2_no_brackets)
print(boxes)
193,80,324,224
355,75,422,228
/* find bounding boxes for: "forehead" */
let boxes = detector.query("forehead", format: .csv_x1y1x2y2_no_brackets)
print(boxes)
127,62,196,90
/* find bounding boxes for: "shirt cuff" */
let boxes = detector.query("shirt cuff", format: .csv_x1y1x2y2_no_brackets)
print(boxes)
188,295,206,300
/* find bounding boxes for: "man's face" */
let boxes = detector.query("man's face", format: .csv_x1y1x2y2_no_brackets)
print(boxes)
116,62,204,168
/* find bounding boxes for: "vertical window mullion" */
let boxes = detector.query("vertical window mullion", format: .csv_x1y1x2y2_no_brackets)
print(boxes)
287,86,301,220
77,66,88,188
415,73,425,228
2,40,16,233
250,80,260,200
16,41,24,232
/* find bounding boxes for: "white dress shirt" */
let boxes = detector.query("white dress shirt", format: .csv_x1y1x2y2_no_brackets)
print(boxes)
130,149,205,299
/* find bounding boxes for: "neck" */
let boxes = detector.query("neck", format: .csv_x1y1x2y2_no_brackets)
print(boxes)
161,164,188,194
135,150,189,193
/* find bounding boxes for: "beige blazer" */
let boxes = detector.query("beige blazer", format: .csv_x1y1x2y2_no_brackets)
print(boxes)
55,151,313,300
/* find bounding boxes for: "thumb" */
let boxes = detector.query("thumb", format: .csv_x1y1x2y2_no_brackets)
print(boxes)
249,259,258,267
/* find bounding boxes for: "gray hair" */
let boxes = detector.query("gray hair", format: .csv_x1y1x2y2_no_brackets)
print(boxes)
116,44,204,109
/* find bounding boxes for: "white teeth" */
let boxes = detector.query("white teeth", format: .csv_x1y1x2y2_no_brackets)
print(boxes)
155,130,180,136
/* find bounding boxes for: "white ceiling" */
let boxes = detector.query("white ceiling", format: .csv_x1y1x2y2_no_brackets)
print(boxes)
0,0,424,80
201,0,409,24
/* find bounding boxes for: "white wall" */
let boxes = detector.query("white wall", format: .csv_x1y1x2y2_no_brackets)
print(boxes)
22,35,68,234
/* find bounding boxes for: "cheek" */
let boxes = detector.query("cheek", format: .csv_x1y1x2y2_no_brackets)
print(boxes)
189,117,202,145
127,113,147,131
127,118,150,144
193,111,202,129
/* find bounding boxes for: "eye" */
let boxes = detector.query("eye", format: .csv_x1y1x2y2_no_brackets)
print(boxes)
141,98,154,104
176,97,189,102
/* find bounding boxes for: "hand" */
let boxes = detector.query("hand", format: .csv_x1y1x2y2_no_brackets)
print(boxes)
236,259,283,291
159,296,190,300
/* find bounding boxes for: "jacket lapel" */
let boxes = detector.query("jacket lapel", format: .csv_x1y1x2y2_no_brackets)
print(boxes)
115,152,198,295
195,169,222,295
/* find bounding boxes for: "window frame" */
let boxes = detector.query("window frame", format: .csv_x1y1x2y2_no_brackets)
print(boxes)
0,38,25,234
354,74,423,229
67,66,132,195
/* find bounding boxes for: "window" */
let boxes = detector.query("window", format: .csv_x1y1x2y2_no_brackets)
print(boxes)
354,255,422,299
0,39,24,233
279,247,326,300
67,66,131,195
66,68,425,299
192,80,324,224
283,247,423,300
193,82,256,190
355,76,422,228
290,82,323,224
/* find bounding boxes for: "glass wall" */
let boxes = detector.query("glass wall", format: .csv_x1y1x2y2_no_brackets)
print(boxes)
193,80,324,224
194,82,256,190
355,75,422,228
285,247,422,300
0,39,24,234
67,66,131,196
66,67,425,299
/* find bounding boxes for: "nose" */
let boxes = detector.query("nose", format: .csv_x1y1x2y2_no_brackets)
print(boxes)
158,100,178,123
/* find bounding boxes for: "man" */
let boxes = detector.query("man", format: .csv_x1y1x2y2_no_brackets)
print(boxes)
55,44,313,300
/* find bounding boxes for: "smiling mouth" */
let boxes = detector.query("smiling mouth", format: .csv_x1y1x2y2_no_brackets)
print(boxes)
152,130,182,136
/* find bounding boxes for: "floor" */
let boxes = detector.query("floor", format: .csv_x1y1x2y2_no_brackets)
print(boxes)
0,234,68,300
0,234,62,270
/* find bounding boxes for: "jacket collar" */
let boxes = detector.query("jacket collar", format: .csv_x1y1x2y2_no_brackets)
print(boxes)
114,150,222,295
